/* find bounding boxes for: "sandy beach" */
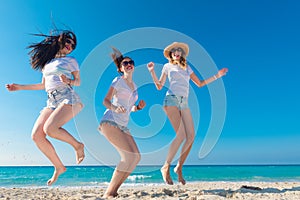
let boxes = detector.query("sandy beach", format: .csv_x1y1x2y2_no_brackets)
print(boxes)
1,181,300,200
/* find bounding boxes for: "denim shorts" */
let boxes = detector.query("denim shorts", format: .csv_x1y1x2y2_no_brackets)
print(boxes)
99,120,130,133
163,95,189,110
46,86,82,110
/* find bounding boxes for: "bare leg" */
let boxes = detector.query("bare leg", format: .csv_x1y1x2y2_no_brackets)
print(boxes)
162,106,187,185
174,109,195,185
99,124,140,198
31,108,66,186
43,103,85,164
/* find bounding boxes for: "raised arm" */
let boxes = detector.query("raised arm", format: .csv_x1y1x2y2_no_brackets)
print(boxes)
147,62,167,90
191,68,228,87
6,77,45,92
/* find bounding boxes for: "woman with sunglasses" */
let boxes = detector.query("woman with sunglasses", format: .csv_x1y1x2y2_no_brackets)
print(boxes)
6,30,85,186
147,42,228,185
98,47,146,198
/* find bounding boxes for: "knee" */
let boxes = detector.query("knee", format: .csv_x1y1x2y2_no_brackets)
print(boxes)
31,129,45,142
175,133,186,143
43,124,57,138
186,132,195,144
130,152,141,166
127,152,141,166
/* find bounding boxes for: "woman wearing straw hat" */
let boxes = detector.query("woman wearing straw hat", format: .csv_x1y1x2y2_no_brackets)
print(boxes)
147,42,228,185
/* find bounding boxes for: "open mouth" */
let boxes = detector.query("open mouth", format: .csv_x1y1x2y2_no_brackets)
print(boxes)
65,45,71,51
126,66,133,70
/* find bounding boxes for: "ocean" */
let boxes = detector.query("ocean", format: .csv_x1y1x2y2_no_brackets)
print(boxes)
1,165,300,188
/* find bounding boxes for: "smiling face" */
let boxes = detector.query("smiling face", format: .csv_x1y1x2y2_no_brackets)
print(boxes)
170,47,184,61
120,57,135,74
59,38,75,55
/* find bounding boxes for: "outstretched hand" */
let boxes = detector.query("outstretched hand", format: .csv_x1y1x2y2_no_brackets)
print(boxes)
147,62,155,72
137,100,146,110
218,68,228,78
5,83,20,92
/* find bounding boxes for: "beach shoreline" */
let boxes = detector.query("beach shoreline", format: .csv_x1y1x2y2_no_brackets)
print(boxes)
1,181,300,200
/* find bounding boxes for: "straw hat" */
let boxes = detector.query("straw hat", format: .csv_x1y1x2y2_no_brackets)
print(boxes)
163,42,189,59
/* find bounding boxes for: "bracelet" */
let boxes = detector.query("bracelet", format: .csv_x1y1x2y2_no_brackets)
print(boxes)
136,105,142,110
213,75,217,80
68,79,72,85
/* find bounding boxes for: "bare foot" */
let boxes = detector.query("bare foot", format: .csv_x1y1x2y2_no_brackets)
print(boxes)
103,192,118,199
174,165,186,185
160,164,173,185
75,143,85,164
47,166,66,186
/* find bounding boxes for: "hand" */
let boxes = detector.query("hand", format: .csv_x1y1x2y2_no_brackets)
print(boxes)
147,62,155,72
137,100,146,110
218,68,228,78
114,106,126,113
59,74,69,84
5,83,20,92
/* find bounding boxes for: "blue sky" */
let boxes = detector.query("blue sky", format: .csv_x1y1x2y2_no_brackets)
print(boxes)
1,0,300,166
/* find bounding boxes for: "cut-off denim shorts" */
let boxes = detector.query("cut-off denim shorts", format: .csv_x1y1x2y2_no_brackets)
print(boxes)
99,120,130,133
46,85,82,110
163,95,189,110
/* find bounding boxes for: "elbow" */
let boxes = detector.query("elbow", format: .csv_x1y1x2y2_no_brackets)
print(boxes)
197,81,206,88
74,80,81,86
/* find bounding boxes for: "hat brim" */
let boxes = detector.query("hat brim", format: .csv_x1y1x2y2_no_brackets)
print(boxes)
163,42,189,59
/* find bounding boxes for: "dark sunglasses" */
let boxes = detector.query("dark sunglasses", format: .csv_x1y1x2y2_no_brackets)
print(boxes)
66,38,76,49
121,60,135,66
171,47,183,53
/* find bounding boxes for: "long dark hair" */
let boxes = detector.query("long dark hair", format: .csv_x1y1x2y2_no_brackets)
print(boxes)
27,30,77,71
111,47,131,75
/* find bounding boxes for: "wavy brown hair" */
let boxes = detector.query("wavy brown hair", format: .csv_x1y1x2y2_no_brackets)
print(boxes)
168,51,187,69
27,30,77,71
111,47,131,75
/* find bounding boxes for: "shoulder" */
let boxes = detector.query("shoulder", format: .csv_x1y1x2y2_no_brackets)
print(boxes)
187,65,193,73
163,63,172,68
112,76,121,82
111,76,124,88
65,56,78,63
162,63,172,71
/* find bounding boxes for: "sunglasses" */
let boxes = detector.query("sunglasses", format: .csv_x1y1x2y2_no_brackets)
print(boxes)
171,48,184,53
66,38,76,49
121,60,135,66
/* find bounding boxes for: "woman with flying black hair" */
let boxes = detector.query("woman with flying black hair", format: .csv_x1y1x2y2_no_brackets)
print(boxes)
6,30,85,186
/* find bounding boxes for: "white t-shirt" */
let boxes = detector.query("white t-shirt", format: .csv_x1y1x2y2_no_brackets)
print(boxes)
101,77,138,127
42,56,79,92
162,63,194,97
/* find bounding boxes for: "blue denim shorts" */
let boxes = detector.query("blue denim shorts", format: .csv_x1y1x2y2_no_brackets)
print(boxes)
99,120,130,133
46,86,82,110
163,95,189,110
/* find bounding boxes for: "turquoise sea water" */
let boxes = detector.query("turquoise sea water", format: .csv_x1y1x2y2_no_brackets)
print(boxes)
1,165,300,187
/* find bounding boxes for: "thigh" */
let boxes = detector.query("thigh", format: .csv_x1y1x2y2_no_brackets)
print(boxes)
32,108,53,136
100,123,139,154
181,109,195,136
45,103,82,129
163,106,184,133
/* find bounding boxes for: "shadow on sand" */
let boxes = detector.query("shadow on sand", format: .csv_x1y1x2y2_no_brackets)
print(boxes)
203,185,300,198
